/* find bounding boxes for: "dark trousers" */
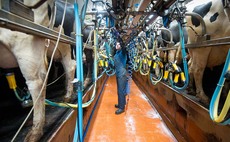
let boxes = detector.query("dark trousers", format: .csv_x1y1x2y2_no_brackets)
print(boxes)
114,50,129,109
116,73,128,109
114,56,129,110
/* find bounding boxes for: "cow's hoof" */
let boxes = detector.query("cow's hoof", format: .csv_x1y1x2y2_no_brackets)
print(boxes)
24,130,43,142
63,96,72,103
84,77,92,88
224,71,230,81
197,95,210,106
187,88,196,95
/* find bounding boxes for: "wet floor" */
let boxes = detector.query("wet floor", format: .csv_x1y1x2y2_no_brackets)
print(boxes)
85,75,177,142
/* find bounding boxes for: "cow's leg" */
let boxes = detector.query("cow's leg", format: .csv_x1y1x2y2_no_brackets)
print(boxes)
24,76,46,142
187,58,196,95
61,50,76,102
14,39,47,142
191,48,210,105
84,48,93,88
186,47,196,95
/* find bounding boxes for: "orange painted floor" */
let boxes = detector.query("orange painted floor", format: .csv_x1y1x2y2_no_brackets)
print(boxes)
85,76,177,142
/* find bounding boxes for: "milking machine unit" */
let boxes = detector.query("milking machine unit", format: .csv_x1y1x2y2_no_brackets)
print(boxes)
97,16,116,76
161,0,189,90
209,50,230,125
147,29,164,85
5,72,32,108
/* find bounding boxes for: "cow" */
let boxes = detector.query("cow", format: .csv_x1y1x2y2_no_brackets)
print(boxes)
156,0,230,106
0,0,76,141
185,0,230,105
157,20,188,64
82,24,94,88
50,1,94,88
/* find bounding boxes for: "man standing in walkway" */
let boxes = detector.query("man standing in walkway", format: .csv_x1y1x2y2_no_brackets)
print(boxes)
114,41,129,115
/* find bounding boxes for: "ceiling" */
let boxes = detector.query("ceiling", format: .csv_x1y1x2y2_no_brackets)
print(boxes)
77,0,178,44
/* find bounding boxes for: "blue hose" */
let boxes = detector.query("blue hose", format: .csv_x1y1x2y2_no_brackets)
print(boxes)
209,50,230,125
73,2,83,142
169,21,189,90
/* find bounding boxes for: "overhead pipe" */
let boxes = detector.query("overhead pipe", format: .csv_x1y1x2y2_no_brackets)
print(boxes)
144,13,158,26
153,0,177,10
152,0,164,9
85,10,154,16
164,0,177,9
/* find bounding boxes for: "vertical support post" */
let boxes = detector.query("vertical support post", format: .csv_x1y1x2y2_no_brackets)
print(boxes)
93,29,98,82
73,2,83,142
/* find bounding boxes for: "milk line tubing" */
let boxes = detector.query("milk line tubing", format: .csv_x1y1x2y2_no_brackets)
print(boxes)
72,0,91,141
209,50,230,125
159,0,189,90
98,19,116,76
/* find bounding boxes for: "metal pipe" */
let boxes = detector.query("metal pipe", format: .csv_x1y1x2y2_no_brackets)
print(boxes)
20,0,47,9
164,0,177,9
186,36,230,48
145,13,158,26
0,10,75,45
85,10,155,16
86,10,109,15
153,0,164,9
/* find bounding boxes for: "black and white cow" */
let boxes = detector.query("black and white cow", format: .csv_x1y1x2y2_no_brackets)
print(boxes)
50,0,94,88
157,20,188,64
185,0,230,105
82,24,94,88
156,0,230,106
0,0,76,141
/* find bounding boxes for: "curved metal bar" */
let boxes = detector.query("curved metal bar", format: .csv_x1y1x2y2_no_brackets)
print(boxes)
158,28,173,43
23,0,47,9
185,12,207,36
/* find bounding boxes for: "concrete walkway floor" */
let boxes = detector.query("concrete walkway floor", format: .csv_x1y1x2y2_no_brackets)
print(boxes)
85,75,177,142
